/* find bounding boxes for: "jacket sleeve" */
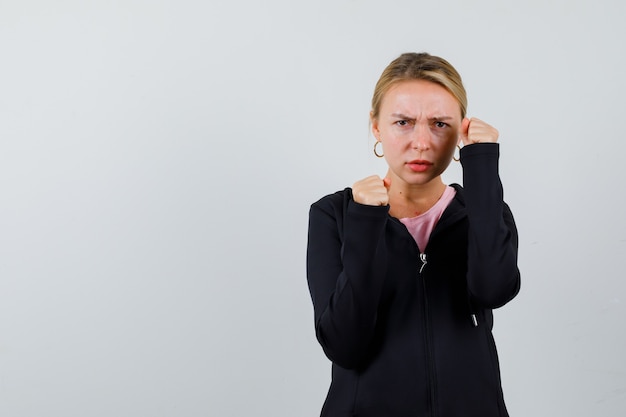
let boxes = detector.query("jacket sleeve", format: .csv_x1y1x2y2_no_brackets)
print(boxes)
460,143,521,308
306,192,389,369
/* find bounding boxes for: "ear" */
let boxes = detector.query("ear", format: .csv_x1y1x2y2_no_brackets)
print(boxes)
370,111,380,139
458,117,470,146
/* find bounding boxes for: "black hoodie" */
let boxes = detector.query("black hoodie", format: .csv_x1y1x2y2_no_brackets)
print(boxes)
306,143,521,417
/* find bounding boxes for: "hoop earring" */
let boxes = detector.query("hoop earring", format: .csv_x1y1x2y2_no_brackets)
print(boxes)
453,145,461,162
374,140,384,158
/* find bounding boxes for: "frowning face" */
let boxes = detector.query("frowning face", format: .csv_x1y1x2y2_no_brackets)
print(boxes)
371,79,462,187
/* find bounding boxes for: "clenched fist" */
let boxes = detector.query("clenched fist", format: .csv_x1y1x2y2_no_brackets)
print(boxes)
460,117,499,146
352,175,391,206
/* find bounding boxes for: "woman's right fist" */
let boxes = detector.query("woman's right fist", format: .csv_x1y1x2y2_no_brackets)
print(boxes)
352,175,391,206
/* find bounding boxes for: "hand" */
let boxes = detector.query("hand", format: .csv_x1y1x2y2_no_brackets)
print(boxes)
352,175,391,206
460,117,499,146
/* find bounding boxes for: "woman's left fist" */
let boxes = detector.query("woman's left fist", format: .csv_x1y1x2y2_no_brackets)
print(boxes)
460,117,499,146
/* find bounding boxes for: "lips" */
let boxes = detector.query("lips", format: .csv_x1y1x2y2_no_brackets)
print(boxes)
407,159,432,172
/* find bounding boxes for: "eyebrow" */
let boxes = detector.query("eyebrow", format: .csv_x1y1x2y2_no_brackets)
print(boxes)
390,113,454,121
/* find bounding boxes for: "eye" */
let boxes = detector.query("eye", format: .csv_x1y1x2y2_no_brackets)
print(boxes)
395,120,410,127
434,121,448,128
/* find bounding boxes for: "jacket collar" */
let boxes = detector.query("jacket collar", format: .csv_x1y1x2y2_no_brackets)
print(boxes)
436,183,467,230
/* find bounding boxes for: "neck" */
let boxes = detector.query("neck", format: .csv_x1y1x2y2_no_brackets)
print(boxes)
386,173,447,218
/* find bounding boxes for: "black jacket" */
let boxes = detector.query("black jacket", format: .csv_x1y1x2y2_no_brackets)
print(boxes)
306,143,521,417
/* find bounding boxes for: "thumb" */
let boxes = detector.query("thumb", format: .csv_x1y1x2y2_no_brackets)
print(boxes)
383,177,392,190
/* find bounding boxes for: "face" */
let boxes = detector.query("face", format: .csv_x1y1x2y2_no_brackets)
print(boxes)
371,79,462,187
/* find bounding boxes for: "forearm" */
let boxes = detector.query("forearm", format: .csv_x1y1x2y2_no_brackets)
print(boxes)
461,143,521,308
307,198,389,368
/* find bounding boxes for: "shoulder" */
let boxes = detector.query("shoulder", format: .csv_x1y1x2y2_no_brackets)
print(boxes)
307,189,353,239
310,188,353,212
449,183,466,204
310,188,391,224
449,181,516,220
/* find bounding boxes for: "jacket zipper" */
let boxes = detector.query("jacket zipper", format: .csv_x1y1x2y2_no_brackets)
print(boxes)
419,253,427,273
419,253,437,417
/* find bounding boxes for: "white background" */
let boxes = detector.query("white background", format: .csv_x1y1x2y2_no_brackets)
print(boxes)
1,1,625,416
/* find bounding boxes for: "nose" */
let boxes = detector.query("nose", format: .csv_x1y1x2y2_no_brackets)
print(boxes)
412,123,430,152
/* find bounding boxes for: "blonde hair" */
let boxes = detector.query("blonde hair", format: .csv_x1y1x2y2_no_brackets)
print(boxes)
371,52,467,120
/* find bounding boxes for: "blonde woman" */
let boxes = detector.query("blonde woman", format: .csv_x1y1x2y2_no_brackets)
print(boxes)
306,52,521,417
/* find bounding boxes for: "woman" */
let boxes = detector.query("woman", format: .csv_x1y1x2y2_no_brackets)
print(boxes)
306,52,521,417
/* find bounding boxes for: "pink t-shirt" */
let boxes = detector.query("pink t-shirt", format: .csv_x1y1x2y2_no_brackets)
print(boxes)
399,186,456,252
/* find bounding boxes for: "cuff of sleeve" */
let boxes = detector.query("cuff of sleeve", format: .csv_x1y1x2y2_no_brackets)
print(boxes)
347,196,390,219
459,142,499,161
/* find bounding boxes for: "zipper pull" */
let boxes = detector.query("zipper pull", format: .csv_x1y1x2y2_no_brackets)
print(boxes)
471,314,479,327
419,253,427,273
